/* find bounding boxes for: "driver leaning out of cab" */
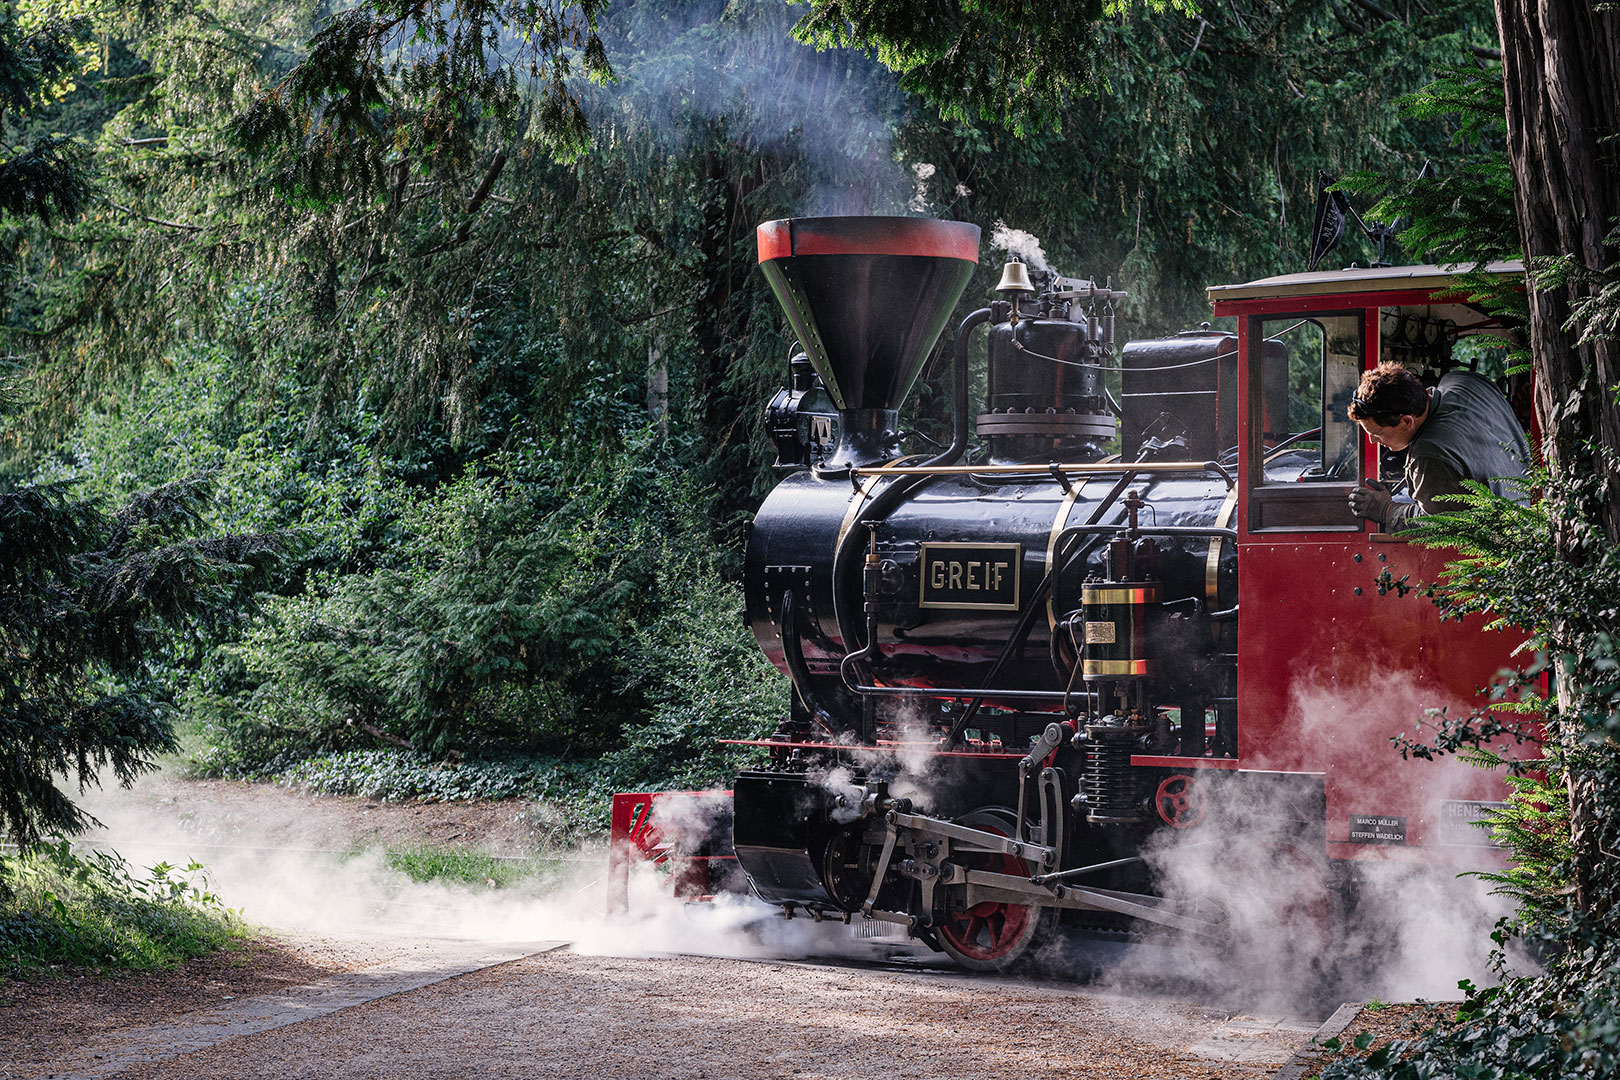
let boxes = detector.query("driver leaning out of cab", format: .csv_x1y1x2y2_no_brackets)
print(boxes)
1346,361,1531,530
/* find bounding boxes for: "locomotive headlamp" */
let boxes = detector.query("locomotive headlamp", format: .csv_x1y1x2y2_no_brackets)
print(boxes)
995,259,1035,293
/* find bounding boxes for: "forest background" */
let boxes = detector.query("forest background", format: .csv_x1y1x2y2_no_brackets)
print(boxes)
11,0,1620,1073
2,0,1508,834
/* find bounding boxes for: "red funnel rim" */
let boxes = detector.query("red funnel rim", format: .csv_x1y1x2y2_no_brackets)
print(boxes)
757,216,980,264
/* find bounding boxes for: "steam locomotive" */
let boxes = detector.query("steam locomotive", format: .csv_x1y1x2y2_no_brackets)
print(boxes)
610,216,1532,972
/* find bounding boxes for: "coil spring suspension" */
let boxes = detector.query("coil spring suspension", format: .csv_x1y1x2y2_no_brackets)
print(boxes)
1080,725,1148,824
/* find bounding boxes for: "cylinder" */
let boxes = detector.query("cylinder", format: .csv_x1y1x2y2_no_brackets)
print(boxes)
977,316,1115,463
1080,581,1159,681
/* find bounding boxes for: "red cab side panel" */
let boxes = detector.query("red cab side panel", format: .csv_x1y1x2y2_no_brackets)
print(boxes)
1237,537,1532,863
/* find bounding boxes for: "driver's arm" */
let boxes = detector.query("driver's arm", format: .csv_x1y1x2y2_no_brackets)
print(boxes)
1397,456,1467,525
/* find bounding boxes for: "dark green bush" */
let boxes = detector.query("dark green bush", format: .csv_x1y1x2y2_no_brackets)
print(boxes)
263,547,782,833
179,434,781,767
277,749,592,802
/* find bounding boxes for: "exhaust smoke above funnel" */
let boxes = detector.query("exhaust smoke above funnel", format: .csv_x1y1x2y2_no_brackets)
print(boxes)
756,217,980,417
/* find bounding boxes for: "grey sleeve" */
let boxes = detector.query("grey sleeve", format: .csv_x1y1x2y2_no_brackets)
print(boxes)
1394,455,1467,526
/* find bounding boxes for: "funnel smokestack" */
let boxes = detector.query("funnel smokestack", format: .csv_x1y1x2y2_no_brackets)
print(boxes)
756,217,980,416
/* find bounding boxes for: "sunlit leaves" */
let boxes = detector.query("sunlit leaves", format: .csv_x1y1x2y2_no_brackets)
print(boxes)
793,0,1194,137
240,0,616,199
0,9,94,224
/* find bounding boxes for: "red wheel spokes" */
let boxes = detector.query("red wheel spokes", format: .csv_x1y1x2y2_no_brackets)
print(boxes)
939,851,1033,960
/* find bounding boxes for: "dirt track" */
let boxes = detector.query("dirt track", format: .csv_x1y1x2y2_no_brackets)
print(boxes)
3,778,1329,1079
18,946,1320,1080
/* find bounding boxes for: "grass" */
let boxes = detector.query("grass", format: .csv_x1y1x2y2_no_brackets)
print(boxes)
379,845,574,890
0,841,249,980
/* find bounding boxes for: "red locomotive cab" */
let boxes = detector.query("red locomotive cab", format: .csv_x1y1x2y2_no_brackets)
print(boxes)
1209,262,1537,868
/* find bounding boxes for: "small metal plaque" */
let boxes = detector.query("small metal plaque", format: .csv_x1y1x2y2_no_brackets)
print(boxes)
919,542,1022,611
1349,814,1407,845
1437,800,1507,847
1084,621,1116,644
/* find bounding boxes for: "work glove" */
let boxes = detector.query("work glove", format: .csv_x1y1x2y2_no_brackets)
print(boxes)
1347,479,1394,525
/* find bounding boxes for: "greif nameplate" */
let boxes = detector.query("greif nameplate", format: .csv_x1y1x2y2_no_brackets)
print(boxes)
919,542,1022,611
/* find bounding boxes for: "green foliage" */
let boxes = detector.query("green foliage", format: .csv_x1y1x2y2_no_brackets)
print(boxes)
1340,63,1518,268
31,307,782,814
0,476,282,845
793,0,1189,139
0,6,94,227
1462,748,1574,930
133,413,787,797
225,531,781,834
182,441,778,763
230,546,780,835
1538,234,1620,352
236,0,615,180
601,546,781,792
274,749,591,802
378,845,569,889
0,840,246,978
1417,464,1619,662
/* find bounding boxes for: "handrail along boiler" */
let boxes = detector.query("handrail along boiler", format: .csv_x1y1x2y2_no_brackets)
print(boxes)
609,216,1532,971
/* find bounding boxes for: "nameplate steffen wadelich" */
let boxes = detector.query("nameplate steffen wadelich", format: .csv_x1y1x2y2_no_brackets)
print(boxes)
919,542,1022,611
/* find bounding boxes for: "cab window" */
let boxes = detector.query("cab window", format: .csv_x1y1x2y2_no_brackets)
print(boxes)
1247,312,1363,532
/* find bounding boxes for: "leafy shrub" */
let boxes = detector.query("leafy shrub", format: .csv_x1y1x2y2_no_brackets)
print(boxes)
186,434,786,778
598,548,781,792
277,749,595,803
0,841,246,978
378,846,570,889
257,551,782,838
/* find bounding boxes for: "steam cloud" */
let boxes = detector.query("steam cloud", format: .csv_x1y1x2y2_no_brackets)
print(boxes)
581,5,911,218
66,654,1525,1012
990,221,1053,273
1087,665,1530,1011
70,772,907,966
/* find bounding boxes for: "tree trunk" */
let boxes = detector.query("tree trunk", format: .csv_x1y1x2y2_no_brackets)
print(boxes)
1493,0,1620,912
1495,0,1620,530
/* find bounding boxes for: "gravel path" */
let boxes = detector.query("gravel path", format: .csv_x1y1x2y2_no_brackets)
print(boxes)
34,948,1316,1080
5,777,1329,1079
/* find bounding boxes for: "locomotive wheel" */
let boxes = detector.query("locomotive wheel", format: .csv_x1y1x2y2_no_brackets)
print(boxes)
935,808,1053,972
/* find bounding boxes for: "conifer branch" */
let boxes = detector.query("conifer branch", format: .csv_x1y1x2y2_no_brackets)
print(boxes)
100,199,204,233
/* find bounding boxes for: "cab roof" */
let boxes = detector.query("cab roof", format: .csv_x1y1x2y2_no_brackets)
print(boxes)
1207,261,1523,303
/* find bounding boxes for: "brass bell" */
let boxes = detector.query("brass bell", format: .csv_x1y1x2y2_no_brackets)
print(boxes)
995,259,1035,293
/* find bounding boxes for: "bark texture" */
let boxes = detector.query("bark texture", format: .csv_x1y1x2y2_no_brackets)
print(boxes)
1493,0,1620,912
1495,0,1620,527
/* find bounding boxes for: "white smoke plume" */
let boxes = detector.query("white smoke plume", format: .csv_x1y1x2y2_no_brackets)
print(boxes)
806,764,868,824
579,5,910,218
908,162,938,215
69,772,914,966
990,221,1053,274
883,710,956,809
1084,664,1531,1012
